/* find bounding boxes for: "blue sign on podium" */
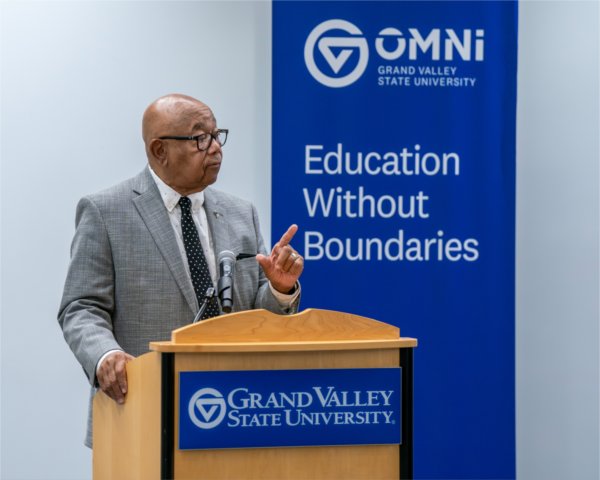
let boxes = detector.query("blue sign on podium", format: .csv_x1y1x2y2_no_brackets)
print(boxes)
179,368,401,450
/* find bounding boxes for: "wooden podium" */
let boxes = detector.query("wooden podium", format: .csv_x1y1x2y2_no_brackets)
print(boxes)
93,309,417,480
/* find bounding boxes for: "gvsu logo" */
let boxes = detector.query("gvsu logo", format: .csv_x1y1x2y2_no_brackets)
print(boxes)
304,19,369,88
179,369,401,450
188,388,227,429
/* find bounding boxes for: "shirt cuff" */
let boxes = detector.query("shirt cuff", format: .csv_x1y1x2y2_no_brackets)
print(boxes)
95,349,123,376
269,281,301,307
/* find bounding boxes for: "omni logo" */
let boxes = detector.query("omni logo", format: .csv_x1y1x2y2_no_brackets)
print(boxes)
304,19,369,88
188,388,227,429
304,19,486,88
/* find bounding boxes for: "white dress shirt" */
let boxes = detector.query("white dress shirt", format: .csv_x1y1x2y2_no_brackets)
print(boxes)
149,166,218,284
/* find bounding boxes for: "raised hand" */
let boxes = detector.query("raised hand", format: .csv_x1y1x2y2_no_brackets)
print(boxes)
256,224,304,294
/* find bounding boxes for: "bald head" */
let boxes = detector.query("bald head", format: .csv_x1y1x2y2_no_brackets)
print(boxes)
142,94,216,149
141,94,223,196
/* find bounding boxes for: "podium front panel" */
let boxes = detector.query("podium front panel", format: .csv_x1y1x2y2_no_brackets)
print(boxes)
171,349,401,480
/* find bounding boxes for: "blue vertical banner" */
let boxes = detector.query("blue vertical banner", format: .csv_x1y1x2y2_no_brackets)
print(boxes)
272,1,517,478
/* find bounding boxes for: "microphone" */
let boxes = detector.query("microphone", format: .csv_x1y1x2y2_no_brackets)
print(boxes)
217,250,236,313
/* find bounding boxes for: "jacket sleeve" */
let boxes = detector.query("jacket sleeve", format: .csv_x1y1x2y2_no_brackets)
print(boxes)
57,196,123,385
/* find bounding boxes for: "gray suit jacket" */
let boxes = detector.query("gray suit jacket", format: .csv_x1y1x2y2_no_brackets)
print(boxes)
58,168,298,446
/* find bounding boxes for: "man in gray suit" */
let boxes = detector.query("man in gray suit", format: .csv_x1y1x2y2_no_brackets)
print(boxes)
58,94,303,446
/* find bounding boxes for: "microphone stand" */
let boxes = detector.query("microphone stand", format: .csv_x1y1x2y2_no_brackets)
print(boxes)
192,287,217,324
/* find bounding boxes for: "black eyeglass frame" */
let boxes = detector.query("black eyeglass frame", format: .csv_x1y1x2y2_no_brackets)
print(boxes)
158,129,228,151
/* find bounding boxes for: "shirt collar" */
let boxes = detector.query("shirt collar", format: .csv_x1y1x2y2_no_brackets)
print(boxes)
148,165,205,213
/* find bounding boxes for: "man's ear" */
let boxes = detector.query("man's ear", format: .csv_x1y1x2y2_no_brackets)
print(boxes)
150,139,167,165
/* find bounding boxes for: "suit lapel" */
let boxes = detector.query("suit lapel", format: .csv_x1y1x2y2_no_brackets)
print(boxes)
204,188,231,265
132,169,198,314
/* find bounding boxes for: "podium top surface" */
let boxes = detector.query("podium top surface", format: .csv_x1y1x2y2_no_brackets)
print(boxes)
150,308,417,353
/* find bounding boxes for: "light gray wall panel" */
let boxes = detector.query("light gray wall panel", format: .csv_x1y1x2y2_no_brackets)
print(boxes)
516,1,599,479
0,2,271,479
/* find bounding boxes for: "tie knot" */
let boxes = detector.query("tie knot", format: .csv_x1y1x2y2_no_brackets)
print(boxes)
179,196,192,211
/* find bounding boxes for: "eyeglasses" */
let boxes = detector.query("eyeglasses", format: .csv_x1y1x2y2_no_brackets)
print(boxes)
159,129,228,151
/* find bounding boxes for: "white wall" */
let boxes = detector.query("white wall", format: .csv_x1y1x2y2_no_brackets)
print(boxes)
0,1,597,479
0,2,271,479
516,1,599,479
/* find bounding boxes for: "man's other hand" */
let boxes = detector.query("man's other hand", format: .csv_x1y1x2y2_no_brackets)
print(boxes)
257,224,304,294
97,351,135,404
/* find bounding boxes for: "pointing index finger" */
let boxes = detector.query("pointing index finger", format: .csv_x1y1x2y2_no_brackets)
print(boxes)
278,224,298,247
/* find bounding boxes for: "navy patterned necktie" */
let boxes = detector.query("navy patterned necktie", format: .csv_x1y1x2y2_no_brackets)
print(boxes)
178,196,220,319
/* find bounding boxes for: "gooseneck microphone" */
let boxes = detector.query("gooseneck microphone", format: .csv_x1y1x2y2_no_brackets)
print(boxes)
217,250,236,313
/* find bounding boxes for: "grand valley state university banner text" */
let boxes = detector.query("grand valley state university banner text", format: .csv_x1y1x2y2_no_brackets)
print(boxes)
272,2,517,478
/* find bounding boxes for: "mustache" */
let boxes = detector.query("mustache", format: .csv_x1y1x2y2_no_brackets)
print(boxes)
203,152,222,162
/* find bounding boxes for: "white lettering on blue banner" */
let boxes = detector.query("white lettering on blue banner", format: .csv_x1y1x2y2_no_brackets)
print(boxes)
178,368,401,450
